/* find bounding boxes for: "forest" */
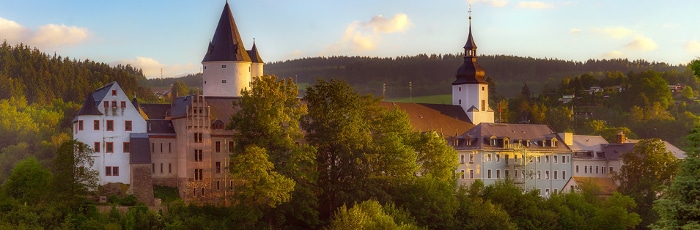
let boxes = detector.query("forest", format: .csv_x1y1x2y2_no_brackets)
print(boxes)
1,42,699,229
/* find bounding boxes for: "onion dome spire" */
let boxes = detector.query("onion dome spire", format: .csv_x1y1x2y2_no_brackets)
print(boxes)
453,6,486,85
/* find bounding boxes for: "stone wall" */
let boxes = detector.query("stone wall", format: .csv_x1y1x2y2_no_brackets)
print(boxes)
130,164,155,206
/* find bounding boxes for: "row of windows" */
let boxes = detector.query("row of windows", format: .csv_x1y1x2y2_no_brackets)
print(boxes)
104,100,127,109
76,120,132,132
460,153,569,164
576,165,613,175
152,142,172,154
153,163,172,174
105,166,120,176
459,169,568,181
152,162,223,175
94,142,129,153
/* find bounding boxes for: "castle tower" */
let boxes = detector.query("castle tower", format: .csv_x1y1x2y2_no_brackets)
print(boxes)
202,2,253,98
452,9,494,124
247,41,264,79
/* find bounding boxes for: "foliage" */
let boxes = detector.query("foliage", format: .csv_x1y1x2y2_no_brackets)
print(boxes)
51,140,99,211
613,138,679,228
329,200,421,230
0,41,155,104
3,156,52,205
229,145,296,225
652,127,700,229
228,75,319,228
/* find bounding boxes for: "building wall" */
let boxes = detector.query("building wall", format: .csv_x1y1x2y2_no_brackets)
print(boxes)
572,158,611,178
456,149,572,197
452,83,493,124
202,61,252,97
73,83,147,185
150,136,178,185
251,62,263,79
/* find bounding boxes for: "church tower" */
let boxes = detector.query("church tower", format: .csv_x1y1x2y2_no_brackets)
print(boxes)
452,9,494,124
202,2,258,98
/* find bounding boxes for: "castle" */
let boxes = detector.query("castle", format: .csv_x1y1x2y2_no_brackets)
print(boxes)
73,2,684,205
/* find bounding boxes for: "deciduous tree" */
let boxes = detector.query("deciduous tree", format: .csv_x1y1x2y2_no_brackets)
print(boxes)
613,138,679,228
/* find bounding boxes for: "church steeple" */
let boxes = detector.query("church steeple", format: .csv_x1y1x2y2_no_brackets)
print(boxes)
453,7,486,85
202,1,251,62
451,6,493,124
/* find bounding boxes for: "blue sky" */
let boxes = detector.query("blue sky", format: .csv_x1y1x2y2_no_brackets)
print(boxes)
1,0,698,78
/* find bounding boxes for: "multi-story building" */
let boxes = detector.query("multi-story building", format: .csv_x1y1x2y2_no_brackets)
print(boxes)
73,2,261,205
454,124,573,196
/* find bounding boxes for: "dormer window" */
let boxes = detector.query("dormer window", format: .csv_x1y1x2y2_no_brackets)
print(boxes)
112,90,116,96
551,139,557,147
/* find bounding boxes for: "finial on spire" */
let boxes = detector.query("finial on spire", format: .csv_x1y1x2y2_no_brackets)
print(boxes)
468,4,472,20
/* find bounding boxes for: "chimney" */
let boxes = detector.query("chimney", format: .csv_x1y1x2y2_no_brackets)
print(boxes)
616,131,626,144
558,132,573,146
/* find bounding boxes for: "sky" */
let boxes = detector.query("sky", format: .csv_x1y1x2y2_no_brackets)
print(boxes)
0,0,698,79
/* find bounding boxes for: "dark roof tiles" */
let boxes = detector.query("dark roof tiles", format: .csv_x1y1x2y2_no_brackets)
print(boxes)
202,2,251,62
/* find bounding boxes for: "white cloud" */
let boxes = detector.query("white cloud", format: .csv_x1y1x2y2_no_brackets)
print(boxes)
601,50,624,59
326,14,412,54
30,24,89,48
624,36,657,51
115,57,196,79
569,28,581,34
685,40,700,53
518,1,554,9
0,16,90,49
592,26,634,39
467,0,508,7
0,17,29,44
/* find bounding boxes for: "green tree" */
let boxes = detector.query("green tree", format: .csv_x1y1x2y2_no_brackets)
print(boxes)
302,79,423,221
591,192,642,230
651,127,700,229
51,140,98,211
3,156,52,205
329,200,420,230
682,86,694,99
228,75,319,228
170,81,188,98
229,146,295,226
613,138,679,229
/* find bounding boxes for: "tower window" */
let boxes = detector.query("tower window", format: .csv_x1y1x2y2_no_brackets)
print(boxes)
459,99,461,105
221,65,226,68
222,80,226,83
482,86,485,91
459,87,461,91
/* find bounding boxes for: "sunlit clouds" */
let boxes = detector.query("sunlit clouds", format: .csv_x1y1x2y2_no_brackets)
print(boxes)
115,57,196,79
518,1,554,9
325,14,412,55
0,17,89,49
467,0,508,7
625,36,658,51
685,40,700,53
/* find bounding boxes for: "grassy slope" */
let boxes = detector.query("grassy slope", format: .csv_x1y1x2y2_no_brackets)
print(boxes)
385,94,451,104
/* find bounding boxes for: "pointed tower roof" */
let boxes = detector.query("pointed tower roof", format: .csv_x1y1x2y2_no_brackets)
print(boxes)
74,93,103,119
202,2,252,62
247,41,264,63
453,10,486,85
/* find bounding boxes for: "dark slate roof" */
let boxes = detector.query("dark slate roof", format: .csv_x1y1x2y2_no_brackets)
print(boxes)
140,103,171,120
602,143,635,161
129,133,151,164
147,120,175,134
247,42,263,63
205,96,241,121
168,95,195,118
378,102,473,137
463,123,571,151
92,81,116,101
202,2,252,62
76,94,103,117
